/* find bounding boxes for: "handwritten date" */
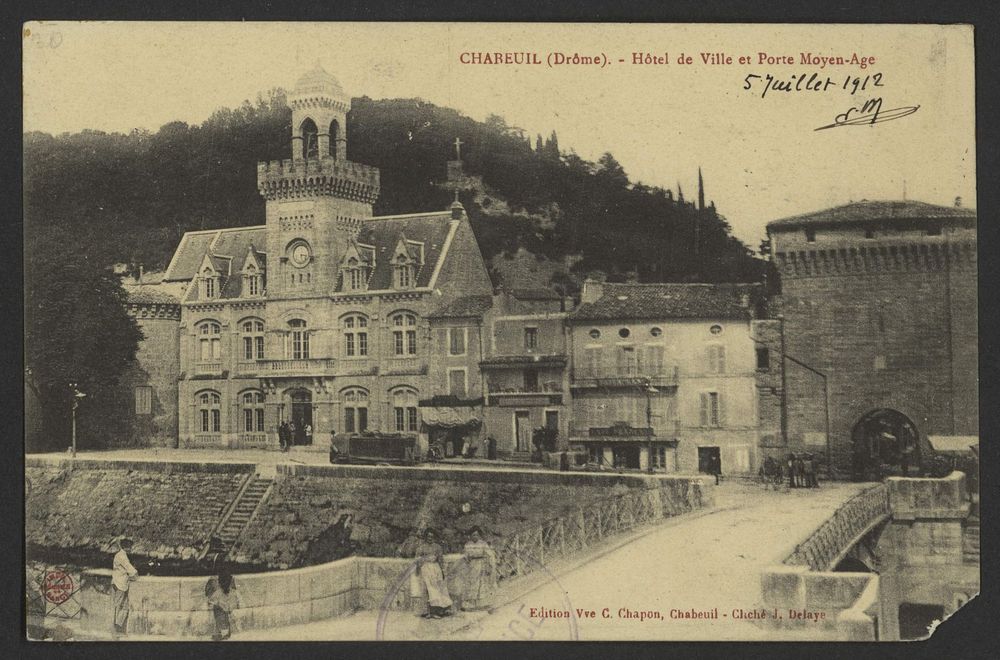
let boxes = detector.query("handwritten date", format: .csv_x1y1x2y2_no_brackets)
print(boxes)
744,72,884,98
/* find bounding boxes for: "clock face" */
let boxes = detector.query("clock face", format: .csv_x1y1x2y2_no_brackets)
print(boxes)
291,244,310,267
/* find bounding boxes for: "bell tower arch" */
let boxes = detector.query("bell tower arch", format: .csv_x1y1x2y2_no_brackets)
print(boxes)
257,64,380,297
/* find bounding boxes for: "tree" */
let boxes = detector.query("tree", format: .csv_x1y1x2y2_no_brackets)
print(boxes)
24,228,143,452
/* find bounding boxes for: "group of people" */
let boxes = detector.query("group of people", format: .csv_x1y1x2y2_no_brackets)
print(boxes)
111,538,239,641
759,454,822,489
277,420,312,451
405,527,498,619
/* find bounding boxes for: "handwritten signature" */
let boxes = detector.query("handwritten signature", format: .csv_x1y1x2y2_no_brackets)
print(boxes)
815,98,920,131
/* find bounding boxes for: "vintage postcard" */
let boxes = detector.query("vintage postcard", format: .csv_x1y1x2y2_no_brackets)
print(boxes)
23,22,977,642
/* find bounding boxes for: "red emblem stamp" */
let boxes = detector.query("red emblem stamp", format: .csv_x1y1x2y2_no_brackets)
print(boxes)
42,570,74,605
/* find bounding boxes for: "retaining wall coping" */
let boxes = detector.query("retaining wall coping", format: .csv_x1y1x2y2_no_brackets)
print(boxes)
26,456,256,474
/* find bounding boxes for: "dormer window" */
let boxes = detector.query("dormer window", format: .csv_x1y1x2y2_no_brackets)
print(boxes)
200,266,219,299
395,263,414,289
342,256,371,292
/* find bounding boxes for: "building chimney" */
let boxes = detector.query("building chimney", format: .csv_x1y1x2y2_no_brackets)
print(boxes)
580,279,604,304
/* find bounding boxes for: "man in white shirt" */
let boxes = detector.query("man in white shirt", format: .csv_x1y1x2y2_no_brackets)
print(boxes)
112,538,139,634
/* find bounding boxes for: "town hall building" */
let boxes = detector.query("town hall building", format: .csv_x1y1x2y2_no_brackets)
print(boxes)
148,65,494,451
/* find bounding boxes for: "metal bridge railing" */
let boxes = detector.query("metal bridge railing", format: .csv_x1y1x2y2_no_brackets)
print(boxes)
783,483,891,571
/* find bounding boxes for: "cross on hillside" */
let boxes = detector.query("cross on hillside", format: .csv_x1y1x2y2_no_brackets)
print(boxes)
454,137,464,161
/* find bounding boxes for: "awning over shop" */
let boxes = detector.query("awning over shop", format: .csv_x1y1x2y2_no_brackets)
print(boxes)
420,406,482,429
928,435,979,453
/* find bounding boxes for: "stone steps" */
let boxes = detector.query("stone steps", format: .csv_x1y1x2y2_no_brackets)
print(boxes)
216,478,273,547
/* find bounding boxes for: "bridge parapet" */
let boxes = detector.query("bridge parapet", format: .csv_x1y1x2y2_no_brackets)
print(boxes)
784,484,891,572
887,471,969,521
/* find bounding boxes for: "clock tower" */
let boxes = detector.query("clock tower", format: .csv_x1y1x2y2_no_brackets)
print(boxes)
257,64,381,297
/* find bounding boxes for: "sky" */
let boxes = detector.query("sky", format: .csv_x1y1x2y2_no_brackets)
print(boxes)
23,22,976,246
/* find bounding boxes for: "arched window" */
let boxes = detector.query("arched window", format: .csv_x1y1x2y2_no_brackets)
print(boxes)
343,314,369,357
329,119,340,158
242,390,265,432
287,319,310,359
198,322,221,362
241,319,265,361
390,312,418,356
342,387,369,433
197,390,221,433
391,387,420,432
301,118,318,159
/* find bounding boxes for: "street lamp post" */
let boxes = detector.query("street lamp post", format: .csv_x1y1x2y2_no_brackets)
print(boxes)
69,383,86,458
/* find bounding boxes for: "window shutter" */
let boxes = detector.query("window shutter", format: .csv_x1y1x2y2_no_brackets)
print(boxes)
717,346,726,373
717,392,725,426
699,393,709,426
437,329,448,355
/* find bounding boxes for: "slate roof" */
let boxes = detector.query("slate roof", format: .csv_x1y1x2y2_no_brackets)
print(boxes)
569,283,760,322
164,226,267,283
428,295,494,319
767,200,976,231
350,212,454,291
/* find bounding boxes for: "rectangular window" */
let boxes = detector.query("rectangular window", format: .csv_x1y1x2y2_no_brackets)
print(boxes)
406,330,417,355
344,408,355,433
205,278,215,298
244,337,254,361
449,369,467,398
135,386,152,415
407,407,418,432
756,347,770,371
358,332,368,356
449,328,466,355
805,228,816,242
395,407,405,432
651,445,668,469
244,408,254,432
524,368,539,392
643,345,665,375
619,346,637,376
707,345,726,374
394,330,404,356
584,347,602,376
545,410,559,431
293,331,309,359
345,333,355,357
255,336,264,360
700,392,722,427
211,409,221,433
926,224,942,236
524,327,538,351
212,339,221,360
357,407,368,432
201,409,209,433
255,408,265,432
248,276,259,296
588,445,603,465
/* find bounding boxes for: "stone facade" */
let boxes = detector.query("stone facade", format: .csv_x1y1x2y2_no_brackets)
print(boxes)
567,281,768,475
160,66,493,450
767,201,978,476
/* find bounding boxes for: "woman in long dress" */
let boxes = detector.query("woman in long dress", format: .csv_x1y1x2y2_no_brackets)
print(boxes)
414,529,453,618
459,527,497,611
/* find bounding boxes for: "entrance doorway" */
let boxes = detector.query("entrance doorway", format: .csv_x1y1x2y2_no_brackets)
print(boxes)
698,446,721,475
851,409,920,481
612,445,641,469
289,389,313,445
515,411,532,452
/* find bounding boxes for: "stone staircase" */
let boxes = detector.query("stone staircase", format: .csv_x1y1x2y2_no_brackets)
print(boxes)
215,476,273,552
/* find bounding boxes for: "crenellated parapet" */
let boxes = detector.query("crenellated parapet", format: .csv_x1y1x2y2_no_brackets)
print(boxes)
774,239,977,278
257,156,380,204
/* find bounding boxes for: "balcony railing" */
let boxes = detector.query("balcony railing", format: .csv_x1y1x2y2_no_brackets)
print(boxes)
569,420,680,440
255,358,337,376
571,366,679,388
194,361,223,376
